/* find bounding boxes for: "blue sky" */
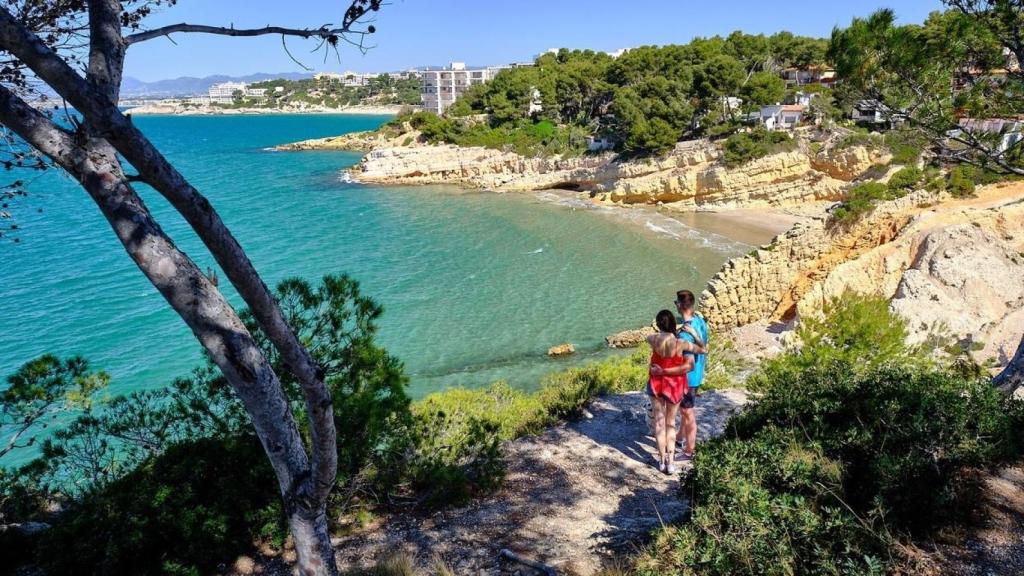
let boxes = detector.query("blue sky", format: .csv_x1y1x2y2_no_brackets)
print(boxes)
124,0,945,81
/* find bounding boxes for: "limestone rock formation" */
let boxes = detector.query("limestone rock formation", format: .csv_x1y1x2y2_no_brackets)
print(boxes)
547,343,576,357
810,145,892,180
700,182,1024,374
605,326,656,348
349,140,854,212
889,224,1024,346
274,129,420,152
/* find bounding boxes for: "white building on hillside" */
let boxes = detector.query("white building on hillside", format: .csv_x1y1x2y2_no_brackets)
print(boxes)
955,118,1024,153
757,104,805,130
421,62,510,114
208,81,248,103
208,81,267,104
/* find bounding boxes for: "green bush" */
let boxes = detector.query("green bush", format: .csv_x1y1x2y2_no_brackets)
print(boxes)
886,166,923,194
837,131,884,150
831,182,890,224
753,295,920,379
636,296,1024,575
737,362,1021,532
947,166,977,197
638,427,889,576
721,129,796,167
38,436,282,576
883,129,929,165
399,349,647,506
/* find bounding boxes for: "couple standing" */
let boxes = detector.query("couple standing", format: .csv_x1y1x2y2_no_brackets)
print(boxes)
646,290,708,475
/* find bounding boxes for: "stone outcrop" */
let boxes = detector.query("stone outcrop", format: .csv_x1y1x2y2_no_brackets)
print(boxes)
700,189,930,330
353,144,615,190
346,139,861,211
605,326,657,349
700,182,1024,372
810,145,892,180
889,224,1024,347
547,343,576,357
274,129,422,153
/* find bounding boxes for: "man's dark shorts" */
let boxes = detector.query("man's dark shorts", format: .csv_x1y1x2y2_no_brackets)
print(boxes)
681,390,696,409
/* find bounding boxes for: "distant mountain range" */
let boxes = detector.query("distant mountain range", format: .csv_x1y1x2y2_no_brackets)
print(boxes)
120,72,315,98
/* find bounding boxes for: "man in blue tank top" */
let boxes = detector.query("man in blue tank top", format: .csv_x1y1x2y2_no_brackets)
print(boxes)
675,289,707,459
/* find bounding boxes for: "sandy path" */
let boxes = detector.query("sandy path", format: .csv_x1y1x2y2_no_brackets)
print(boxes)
320,389,749,575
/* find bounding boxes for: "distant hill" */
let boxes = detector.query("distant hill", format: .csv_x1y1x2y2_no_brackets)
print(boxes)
120,72,314,97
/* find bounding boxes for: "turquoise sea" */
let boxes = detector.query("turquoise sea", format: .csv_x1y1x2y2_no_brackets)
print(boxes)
0,114,760,408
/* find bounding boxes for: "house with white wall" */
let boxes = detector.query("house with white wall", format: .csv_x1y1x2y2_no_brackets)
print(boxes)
757,104,805,130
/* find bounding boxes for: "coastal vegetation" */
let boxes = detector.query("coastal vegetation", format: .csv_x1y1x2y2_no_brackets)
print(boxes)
0,2,390,574
636,296,1024,575
394,110,591,157
5,2,1024,576
0,297,654,574
408,34,829,156
239,75,421,109
720,128,797,167
830,4,1024,175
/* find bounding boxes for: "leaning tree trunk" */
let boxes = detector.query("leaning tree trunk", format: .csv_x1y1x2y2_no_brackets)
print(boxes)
0,85,338,574
0,0,340,525
0,3,342,572
994,335,1024,394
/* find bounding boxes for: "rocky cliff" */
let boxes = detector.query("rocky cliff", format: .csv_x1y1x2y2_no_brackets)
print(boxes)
701,183,1024,370
322,135,887,211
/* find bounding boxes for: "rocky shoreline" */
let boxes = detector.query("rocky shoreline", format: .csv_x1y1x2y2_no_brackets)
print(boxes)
274,127,1024,380
275,129,890,213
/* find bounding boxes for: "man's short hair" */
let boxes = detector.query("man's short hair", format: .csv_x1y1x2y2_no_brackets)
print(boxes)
675,289,696,310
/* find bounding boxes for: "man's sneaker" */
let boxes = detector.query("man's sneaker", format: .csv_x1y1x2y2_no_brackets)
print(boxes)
675,451,693,462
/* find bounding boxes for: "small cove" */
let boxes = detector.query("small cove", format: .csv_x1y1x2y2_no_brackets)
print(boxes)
0,114,780,409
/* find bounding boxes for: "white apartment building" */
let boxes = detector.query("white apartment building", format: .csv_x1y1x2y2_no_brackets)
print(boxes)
421,62,508,114
208,81,248,103
208,81,266,104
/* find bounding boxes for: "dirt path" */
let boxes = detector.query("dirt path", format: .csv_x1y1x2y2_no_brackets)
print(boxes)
321,389,749,575
936,466,1024,576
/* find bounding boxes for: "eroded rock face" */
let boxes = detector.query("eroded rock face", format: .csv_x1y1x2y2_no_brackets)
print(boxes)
700,190,931,331
274,129,423,152
351,141,855,212
700,183,1024,373
890,224,1024,345
810,145,892,180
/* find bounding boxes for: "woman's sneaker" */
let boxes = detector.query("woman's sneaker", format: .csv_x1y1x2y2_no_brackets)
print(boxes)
658,459,668,474
666,462,677,475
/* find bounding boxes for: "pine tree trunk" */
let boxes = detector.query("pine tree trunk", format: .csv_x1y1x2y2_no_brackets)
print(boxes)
994,334,1024,394
287,504,339,576
0,5,343,574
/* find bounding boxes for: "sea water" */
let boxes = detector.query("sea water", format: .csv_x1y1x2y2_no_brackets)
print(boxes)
0,114,756,405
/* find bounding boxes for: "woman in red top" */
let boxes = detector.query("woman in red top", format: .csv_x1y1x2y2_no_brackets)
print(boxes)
647,310,705,474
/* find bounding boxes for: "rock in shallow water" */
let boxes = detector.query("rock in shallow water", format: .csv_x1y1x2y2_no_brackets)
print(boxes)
604,326,656,348
547,343,575,357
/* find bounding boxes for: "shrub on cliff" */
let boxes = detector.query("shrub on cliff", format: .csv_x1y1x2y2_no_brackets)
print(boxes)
38,435,282,576
887,166,923,194
636,296,1024,575
830,181,890,224
721,129,796,167
944,164,1019,198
